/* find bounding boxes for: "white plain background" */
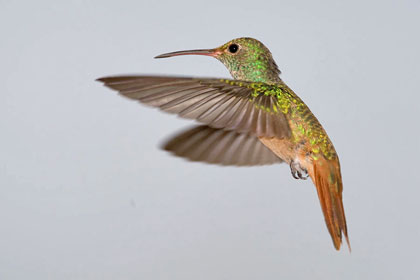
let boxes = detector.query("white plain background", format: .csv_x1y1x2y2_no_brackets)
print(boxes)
1,0,420,279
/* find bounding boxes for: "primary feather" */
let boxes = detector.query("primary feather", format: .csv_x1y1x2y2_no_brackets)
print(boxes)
97,76,290,138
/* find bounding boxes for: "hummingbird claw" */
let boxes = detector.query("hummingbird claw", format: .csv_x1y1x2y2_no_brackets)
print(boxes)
290,160,309,180
291,170,299,179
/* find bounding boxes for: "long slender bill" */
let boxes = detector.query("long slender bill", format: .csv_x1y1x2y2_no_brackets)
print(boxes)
154,49,219,59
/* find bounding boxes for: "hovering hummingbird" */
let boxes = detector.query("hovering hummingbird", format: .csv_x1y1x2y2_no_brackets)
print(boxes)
97,37,350,250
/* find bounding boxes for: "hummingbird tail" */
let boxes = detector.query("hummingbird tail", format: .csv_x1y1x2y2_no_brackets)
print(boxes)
308,158,350,251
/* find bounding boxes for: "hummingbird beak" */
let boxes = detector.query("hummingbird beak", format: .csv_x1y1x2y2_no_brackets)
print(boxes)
154,48,221,59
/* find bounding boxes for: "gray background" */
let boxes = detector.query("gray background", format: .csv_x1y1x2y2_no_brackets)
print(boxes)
1,0,419,279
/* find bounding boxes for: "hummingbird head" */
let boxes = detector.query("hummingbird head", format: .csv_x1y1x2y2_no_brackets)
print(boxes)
155,37,282,84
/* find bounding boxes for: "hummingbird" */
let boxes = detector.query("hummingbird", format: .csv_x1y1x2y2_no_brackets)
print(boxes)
97,37,350,250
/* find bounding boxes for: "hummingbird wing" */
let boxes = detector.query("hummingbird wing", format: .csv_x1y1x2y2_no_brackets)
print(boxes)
97,76,291,138
162,125,283,166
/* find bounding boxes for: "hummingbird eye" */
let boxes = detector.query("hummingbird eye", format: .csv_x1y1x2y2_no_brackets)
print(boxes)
228,44,239,54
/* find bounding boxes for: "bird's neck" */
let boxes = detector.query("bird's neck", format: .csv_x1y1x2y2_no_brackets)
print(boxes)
226,59,282,84
230,69,282,84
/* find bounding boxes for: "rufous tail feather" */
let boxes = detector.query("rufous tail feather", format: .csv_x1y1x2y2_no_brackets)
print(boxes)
307,158,350,251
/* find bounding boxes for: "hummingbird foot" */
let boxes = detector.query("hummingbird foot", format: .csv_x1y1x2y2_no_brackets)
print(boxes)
290,160,309,180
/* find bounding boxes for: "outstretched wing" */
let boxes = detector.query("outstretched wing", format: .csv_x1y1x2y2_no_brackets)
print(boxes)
162,125,283,166
97,76,291,138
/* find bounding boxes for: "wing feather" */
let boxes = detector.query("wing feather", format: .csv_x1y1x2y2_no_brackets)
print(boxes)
162,125,283,166
97,76,291,138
